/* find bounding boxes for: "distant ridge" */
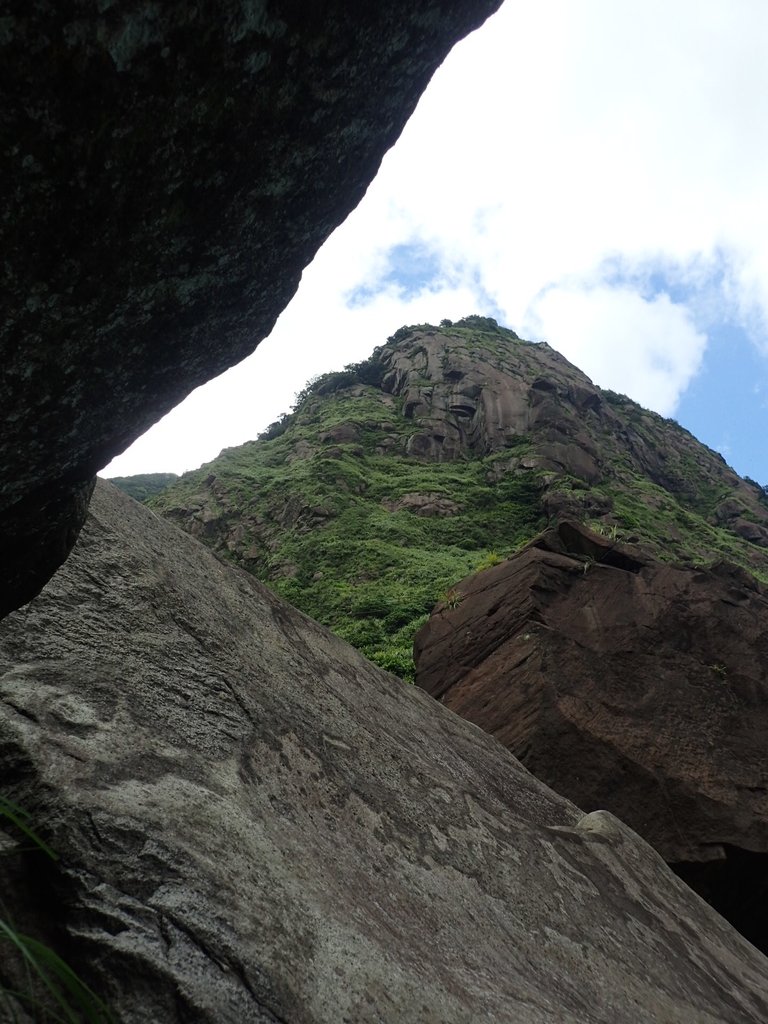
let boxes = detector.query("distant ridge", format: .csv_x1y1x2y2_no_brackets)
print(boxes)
108,472,179,503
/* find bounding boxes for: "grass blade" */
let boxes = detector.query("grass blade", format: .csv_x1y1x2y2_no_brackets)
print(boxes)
0,919,114,1023
0,797,58,861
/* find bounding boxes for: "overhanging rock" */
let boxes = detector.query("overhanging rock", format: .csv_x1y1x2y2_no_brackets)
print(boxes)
0,0,500,615
414,519,768,951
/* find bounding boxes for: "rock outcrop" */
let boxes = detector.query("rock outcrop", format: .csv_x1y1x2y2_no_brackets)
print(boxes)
2,482,768,1022
0,3,500,617
380,322,601,465
414,519,768,952
378,324,768,544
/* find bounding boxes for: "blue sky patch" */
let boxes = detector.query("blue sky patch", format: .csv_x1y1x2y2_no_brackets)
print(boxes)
600,258,768,483
346,242,445,307
677,324,768,486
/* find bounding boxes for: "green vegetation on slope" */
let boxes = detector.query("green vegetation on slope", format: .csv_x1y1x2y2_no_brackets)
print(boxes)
271,454,543,679
108,472,179,502
566,392,768,578
149,317,768,680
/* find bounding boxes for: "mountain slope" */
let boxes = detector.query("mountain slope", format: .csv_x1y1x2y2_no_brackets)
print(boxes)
148,316,768,678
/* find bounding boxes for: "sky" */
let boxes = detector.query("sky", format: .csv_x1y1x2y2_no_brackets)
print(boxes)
104,0,768,485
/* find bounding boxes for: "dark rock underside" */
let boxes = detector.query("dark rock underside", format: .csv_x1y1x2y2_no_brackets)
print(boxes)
0,0,500,615
672,847,768,954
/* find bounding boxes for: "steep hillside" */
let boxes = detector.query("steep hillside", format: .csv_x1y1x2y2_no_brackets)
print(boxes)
148,316,768,678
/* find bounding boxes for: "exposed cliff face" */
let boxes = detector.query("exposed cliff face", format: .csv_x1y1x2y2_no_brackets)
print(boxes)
147,319,768,681
413,519,768,951
0,2,500,616
379,324,768,550
1,481,767,1022
379,323,603,466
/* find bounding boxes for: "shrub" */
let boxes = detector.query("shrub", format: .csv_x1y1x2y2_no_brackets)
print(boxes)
383,604,428,631
349,594,392,619
454,314,500,331
369,647,416,682
386,323,434,344
347,351,386,387
258,413,293,441
602,389,628,406
475,551,503,572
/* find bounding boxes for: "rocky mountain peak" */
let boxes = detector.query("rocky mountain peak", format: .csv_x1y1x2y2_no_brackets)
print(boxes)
375,318,596,461
309,317,768,566
139,316,768,688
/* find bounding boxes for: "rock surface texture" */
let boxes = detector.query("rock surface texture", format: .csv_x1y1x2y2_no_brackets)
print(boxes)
2,483,768,1021
414,519,768,952
0,2,500,616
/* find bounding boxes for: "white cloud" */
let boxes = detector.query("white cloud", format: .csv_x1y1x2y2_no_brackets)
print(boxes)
526,284,706,414
104,267,485,475
105,0,768,476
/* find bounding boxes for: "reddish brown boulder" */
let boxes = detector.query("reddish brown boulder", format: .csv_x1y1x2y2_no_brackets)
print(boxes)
414,520,768,950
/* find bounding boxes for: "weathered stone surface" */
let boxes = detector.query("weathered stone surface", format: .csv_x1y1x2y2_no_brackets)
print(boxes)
414,519,768,951
0,476,96,618
380,326,608,474
381,491,460,516
1,483,768,1021
378,326,768,560
0,1,500,615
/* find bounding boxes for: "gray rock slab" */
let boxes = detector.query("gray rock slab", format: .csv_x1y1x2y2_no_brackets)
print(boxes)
1,481,767,1022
